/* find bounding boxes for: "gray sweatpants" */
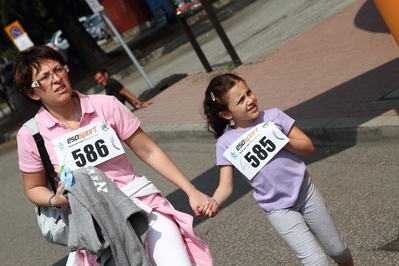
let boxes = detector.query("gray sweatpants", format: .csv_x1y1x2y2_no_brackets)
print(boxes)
265,175,351,266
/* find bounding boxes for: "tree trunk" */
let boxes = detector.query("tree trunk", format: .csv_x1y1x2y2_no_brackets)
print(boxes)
42,0,109,71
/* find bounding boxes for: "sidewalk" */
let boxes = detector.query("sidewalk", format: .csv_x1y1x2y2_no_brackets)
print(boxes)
135,0,399,145
1,0,399,145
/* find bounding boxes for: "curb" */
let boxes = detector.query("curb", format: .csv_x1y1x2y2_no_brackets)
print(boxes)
296,116,399,144
141,116,399,145
2,116,399,146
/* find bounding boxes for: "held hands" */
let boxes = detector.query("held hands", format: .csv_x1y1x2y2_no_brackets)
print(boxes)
188,190,218,218
198,198,219,218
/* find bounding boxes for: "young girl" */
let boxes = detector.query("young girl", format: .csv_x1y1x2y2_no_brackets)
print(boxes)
201,73,354,266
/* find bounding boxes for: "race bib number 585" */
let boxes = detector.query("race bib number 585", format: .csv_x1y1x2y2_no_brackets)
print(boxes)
52,121,125,171
223,122,289,180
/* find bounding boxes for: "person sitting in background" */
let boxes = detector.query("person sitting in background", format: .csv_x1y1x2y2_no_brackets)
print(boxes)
94,68,154,110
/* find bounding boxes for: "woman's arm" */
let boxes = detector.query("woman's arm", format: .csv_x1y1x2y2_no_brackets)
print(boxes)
22,170,68,207
124,127,213,217
283,125,315,156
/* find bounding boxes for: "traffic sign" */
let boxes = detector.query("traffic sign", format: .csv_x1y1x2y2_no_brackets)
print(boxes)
4,20,25,40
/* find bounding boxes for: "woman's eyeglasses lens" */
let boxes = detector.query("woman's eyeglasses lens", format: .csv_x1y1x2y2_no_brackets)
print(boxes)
31,65,69,88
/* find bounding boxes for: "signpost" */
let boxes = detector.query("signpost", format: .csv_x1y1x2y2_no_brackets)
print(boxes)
85,0,154,89
4,20,34,51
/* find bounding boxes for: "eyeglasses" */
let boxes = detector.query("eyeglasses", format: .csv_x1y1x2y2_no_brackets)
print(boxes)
31,65,69,88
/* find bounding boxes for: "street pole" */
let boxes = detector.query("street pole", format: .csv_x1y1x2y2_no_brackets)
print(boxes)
167,0,213,72
166,0,241,72
201,0,242,67
100,11,154,89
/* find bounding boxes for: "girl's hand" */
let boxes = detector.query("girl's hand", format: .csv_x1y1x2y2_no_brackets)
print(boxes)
187,190,214,218
198,199,219,218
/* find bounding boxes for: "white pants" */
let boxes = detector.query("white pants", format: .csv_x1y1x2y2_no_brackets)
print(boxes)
66,211,192,266
146,211,192,266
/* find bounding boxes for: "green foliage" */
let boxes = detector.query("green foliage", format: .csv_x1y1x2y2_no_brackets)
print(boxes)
0,0,92,62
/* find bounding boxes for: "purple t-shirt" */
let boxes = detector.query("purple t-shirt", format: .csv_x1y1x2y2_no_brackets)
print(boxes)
216,108,307,211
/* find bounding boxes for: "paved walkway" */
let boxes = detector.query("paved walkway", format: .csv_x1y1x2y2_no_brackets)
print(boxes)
1,0,399,145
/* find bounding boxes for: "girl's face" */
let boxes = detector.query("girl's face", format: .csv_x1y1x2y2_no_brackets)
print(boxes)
29,59,73,108
219,80,259,130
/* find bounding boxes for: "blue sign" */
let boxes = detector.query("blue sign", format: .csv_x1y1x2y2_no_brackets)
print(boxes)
10,26,22,38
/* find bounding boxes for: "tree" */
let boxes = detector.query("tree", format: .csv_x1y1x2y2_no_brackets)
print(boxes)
42,0,109,71
0,0,50,61
0,0,109,71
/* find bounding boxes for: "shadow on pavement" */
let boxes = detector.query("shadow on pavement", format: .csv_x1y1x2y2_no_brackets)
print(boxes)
138,73,188,102
165,165,252,227
354,0,390,33
286,56,399,151
52,257,68,266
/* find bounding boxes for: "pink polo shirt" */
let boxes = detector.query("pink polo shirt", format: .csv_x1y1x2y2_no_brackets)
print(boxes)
17,91,140,187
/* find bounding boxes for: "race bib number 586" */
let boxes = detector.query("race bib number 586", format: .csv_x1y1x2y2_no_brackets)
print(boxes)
52,121,125,171
223,122,289,180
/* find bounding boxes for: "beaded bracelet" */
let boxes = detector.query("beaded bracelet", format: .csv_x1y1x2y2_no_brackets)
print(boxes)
212,198,219,205
48,194,59,209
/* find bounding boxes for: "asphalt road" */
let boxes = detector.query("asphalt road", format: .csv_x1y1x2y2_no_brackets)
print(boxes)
0,138,398,265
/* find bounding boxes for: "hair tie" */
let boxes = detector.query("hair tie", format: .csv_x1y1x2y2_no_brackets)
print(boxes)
210,92,216,101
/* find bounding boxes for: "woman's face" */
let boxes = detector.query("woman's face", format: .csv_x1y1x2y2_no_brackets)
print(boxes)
29,59,72,108
220,80,259,130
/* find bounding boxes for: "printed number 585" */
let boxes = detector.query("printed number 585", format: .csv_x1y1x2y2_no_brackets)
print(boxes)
244,136,276,167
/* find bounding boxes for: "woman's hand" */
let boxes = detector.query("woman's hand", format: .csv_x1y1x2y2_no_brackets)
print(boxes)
198,199,219,218
50,182,70,207
187,189,215,218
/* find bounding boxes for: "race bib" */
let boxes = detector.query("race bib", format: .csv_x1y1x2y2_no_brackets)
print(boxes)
52,121,125,171
223,122,289,180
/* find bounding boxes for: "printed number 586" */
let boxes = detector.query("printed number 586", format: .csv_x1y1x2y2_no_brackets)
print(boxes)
244,136,276,167
71,139,109,167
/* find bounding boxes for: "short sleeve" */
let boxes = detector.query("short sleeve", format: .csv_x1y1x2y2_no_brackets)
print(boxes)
17,127,44,173
275,109,295,135
106,79,123,93
215,138,233,166
102,95,141,141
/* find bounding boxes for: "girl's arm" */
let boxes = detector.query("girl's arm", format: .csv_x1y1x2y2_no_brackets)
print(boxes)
201,165,234,217
283,125,315,156
124,127,213,217
22,171,68,207
212,165,234,206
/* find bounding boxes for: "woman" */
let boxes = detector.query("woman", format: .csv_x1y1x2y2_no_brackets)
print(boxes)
13,45,213,266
